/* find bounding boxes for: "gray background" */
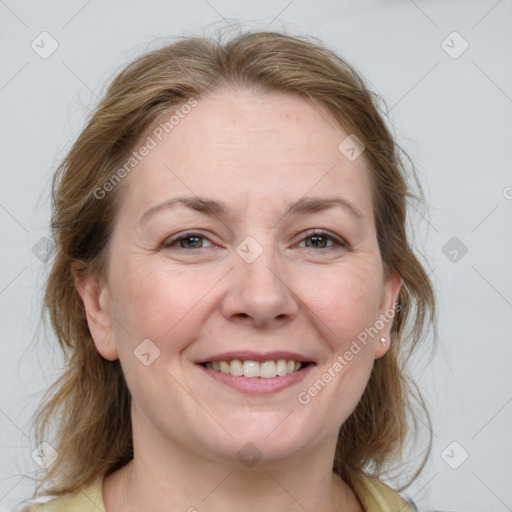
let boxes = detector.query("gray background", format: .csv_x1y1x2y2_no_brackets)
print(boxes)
1,0,511,510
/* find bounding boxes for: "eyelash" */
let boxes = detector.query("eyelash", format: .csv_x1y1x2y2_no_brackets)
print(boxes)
161,229,349,251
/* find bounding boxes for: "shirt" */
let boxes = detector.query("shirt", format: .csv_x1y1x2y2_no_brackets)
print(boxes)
23,474,411,511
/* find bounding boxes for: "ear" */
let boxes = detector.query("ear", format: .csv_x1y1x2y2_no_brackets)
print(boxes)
374,269,402,359
72,263,119,361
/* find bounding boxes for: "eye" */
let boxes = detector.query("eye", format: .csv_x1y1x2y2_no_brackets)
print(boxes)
162,231,213,250
296,230,348,250
160,229,348,252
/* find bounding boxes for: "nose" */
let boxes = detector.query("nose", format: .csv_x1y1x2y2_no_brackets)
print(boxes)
221,243,298,329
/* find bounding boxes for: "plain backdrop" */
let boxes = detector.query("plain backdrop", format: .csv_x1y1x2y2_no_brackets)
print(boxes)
1,1,511,511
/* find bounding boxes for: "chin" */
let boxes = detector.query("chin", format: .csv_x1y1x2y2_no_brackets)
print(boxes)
196,415,326,468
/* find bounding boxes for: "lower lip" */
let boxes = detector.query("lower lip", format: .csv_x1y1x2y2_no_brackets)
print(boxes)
198,364,314,394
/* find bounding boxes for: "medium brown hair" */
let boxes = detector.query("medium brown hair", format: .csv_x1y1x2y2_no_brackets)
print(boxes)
31,28,435,499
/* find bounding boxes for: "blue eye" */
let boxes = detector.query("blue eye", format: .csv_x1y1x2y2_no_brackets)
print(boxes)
162,232,212,250
161,229,348,252
298,230,347,250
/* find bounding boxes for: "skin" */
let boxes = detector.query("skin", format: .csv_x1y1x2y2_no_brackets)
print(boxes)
76,88,402,512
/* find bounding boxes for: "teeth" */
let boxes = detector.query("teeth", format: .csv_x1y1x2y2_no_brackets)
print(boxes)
243,360,259,378
204,359,305,378
230,359,243,376
276,359,287,376
260,360,276,378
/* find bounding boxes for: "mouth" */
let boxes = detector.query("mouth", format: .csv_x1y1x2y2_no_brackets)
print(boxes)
200,359,312,378
195,351,316,394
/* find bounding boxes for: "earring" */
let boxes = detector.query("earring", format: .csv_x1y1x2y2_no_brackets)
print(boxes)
380,337,387,346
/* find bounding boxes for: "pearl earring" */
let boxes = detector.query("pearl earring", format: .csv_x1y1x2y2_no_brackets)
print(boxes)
380,337,387,346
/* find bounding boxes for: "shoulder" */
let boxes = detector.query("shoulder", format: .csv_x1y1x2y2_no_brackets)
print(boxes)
354,475,412,512
19,478,105,512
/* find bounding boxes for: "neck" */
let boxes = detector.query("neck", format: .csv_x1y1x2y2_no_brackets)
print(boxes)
102,418,363,512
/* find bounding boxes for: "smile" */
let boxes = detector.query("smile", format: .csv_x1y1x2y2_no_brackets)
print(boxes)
201,359,309,378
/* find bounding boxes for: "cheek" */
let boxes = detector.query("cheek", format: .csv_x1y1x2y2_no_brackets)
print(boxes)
108,255,223,356
296,260,383,349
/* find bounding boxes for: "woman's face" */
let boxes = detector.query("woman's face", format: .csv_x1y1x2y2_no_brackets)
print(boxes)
82,89,401,467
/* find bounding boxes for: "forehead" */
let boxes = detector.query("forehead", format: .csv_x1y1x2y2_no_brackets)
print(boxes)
118,89,374,221
168,89,350,164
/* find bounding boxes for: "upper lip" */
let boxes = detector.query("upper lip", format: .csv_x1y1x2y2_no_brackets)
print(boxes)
196,351,316,364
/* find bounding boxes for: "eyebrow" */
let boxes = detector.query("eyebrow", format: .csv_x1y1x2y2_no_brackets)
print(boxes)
139,195,364,224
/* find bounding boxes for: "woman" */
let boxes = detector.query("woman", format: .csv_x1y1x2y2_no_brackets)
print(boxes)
23,29,435,511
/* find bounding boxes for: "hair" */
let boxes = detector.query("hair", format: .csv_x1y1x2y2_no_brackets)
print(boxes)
30,27,436,500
